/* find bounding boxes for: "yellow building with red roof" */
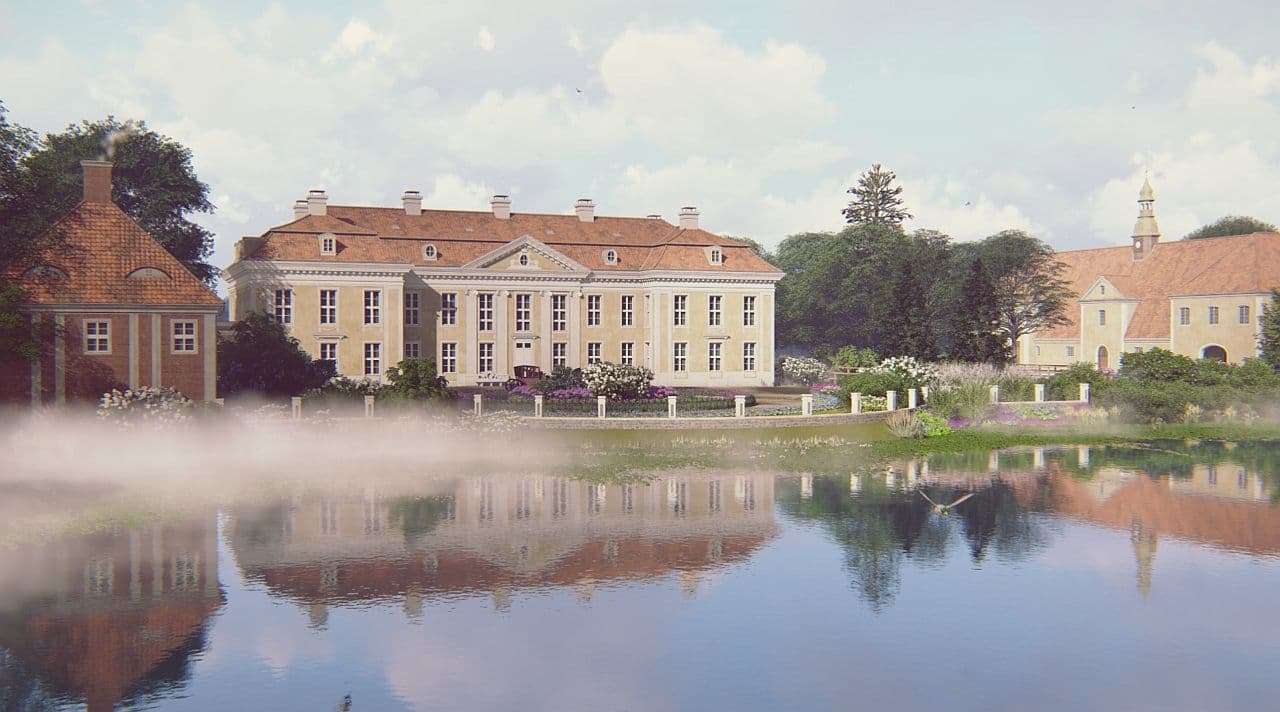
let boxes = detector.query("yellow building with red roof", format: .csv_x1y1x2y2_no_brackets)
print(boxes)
1017,178,1280,368
225,191,783,386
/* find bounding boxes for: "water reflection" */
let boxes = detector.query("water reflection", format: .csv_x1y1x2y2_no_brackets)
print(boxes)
0,517,222,712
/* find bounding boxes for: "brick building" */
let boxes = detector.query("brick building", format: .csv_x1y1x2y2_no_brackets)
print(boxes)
1,161,223,404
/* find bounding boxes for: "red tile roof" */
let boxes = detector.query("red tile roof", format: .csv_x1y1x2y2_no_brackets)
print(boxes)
240,206,782,275
6,201,223,307
1042,233,1280,339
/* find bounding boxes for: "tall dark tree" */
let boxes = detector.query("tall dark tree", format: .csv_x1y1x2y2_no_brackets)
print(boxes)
976,230,1072,351
1259,289,1280,370
217,311,336,397
1184,215,1277,240
842,163,913,226
948,257,1007,363
883,260,935,358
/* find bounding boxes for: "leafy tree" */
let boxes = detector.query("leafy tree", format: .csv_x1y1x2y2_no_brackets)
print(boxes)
948,257,1007,363
1258,289,1280,369
842,163,912,226
882,260,935,358
724,234,775,264
217,311,335,397
384,357,452,402
1184,215,1277,240
976,230,1072,351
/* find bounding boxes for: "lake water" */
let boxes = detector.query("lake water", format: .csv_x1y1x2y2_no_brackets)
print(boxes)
2,437,1279,711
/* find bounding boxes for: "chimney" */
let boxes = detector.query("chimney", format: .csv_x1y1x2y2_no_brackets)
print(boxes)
307,189,328,216
678,205,700,230
402,190,422,216
81,160,113,203
491,194,512,220
646,214,662,220
292,199,309,219
575,198,595,222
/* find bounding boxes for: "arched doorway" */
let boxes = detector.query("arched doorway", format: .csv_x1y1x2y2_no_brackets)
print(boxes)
1097,346,1109,371
1202,345,1227,362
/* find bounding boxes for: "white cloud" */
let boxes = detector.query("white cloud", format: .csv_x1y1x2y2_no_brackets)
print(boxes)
424,174,492,210
324,18,394,64
441,87,623,167
903,176,1044,242
566,27,584,55
477,27,495,52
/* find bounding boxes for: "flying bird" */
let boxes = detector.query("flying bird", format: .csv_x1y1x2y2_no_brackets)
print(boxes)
919,490,975,515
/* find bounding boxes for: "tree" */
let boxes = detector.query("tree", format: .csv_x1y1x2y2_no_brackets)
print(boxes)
217,311,335,397
976,230,1072,352
1184,215,1277,240
384,357,452,402
842,163,912,226
724,235,775,264
1259,289,1280,369
948,257,1007,363
882,260,935,358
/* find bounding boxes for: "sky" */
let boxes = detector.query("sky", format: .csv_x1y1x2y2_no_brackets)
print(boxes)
2,0,1279,283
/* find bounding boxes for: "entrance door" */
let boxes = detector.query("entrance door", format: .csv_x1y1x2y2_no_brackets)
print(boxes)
513,340,535,367
1097,346,1109,371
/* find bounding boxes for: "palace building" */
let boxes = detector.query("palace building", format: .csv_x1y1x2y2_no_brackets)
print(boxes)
224,191,783,386
1017,177,1280,368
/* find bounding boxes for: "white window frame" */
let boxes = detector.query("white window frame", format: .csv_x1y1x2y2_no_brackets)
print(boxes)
708,295,722,327
1179,307,1190,325
1238,305,1250,325
440,342,457,373
621,342,634,366
673,342,687,372
363,290,381,326
708,342,722,371
552,342,567,368
404,291,420,326
743,295,756,327
1208,306,1219,325
515,293,532,331
422,243,437,260
673,294,688,327
551,294,567,332
478,293,494,331
709,247,723,265
587,294,602,327
319,289,338,325
404,341,421,359
478,342,495,372
319,342,338,371
1066,345,1075,358
364,342,382,376
587,342,602,364
274,289,293,325
621,294,634,327
84,320,111,354
1097,309,1106,326
320,234,336,256
170,320,198,354
743,342,756,371
441,292,457,326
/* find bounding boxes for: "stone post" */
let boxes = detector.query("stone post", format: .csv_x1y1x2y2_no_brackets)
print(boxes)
534,395,544,418
597,395,607,419
473,393,483,417
1033,447,1046,470
850,392,862,414
907,388,918,409
1034,384,1045,402
800,394,813,416
886,390,897,411
364,395,375,418
291,396,302,420
989,385,1000,404
920,386,929,402
988,451,999,473
734,395,746,418
667,395,677,419
1079,382,1091,403
1078,445,1091,468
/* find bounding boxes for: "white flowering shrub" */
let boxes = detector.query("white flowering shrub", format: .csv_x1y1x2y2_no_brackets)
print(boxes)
97,387,194,425
781,356,827,385
581,362,654,400
873,356,938,389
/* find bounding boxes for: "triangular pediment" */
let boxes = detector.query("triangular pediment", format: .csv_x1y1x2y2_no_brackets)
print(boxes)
1081,275,1128,301
461,235,589,273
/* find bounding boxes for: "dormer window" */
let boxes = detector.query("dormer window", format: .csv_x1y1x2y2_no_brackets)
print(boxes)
603,249,618,265
23,265,67,280
319,233,336,256
708,247,723,265
126,267,171,280
422,243,437,260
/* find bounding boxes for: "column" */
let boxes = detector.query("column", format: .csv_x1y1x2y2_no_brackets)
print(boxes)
202,313,217,400
568,291,582,368
53,314,65,405
151,314,162,387
539,291,552,369
465,291,479,376
129,314,140,388
494,290,510,377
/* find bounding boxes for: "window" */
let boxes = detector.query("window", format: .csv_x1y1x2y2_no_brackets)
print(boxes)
708,342,722,371
709,247,723,265
84,320,110,353
621,295,634,326
171,320,197,353
587,342,602,364
1208,306,1219,325
1239,305,1250,324
441,293,457,326
551,294,567,331
320,342,338,370
274,289,293,325
621,342,634,366
478,342,494,372
604,249,618,265
405,341,421,359
552,342,567,368
364,342,382,375
743,342,756,371
673,342,687,372
515,293,532,331
363,290,381,325
1099,284,1106,295
743,295,756,326
1066,345,1075,358
587,295,601,326
404,291,420,326
708,295,722,327
440,342,457,373
1179,307,1190,325
422,244,437,260
478,293,494,331
673,294,687,326
518,252,530,267
320,234,336,255
1097,309,1106,326
320,289,337,325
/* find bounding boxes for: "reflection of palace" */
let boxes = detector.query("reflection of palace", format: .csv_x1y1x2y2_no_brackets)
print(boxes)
228,472,776,619
0,516,222,712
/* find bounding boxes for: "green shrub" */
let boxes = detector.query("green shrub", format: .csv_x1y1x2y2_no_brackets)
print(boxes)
1097,379,1204,423
926,383,992,421
384,357,453,402
886,410,925,438
994,375,1035,401
534,365,585,393
1118,348,1198,382
1228,358,1280,389
830,345,879,369
1045,362,1107,400
916,410,953,437
839,370,901,397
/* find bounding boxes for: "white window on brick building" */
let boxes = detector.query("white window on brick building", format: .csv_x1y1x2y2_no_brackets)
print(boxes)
84,320,110,353
171,320,197,353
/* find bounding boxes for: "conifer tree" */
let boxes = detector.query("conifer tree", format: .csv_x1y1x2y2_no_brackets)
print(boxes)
949,258,1008,363
842,163,913,226
884,260,935,358
1259,289,1280,369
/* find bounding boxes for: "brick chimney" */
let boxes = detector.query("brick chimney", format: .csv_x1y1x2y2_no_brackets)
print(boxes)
307,189,328,216
402,190,422,216
491,194,511,220
575,198,595,222
81,160,113,203
678,205,700,230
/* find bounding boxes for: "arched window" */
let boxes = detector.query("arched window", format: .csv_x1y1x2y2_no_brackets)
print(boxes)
603,249,618,265
22,265,67,280
1201,345,1227,363
422,244,437,260
1096,345,1109,371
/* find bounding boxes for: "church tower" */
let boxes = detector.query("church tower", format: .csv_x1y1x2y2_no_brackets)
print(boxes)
1132,175,1160,260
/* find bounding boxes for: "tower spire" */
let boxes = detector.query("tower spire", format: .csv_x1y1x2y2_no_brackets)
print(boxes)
1132,174,1160,260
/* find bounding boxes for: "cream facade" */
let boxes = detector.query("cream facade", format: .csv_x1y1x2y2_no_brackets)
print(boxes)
1018,178,1280,368
225,193,782,386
